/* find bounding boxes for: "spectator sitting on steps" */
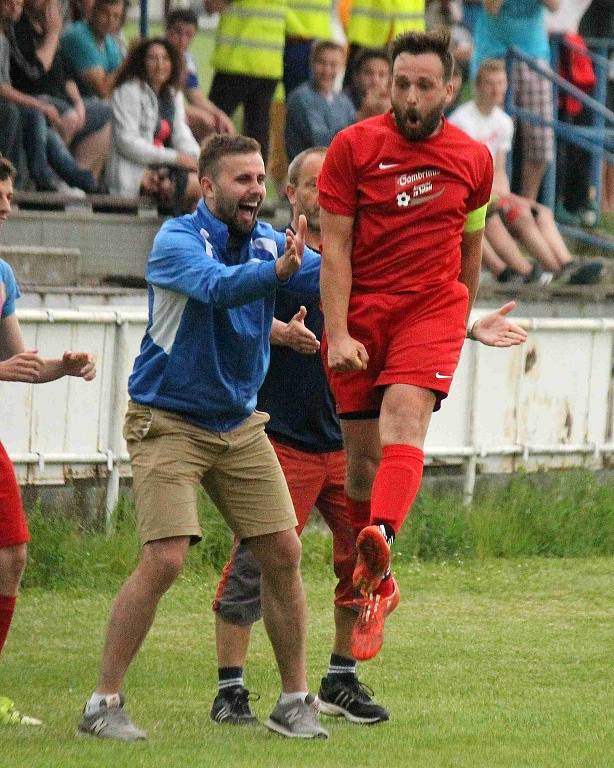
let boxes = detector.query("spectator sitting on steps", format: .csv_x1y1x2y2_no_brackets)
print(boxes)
285,40,356,162
165,8,234,144
450,58,603,286
105,37,200,213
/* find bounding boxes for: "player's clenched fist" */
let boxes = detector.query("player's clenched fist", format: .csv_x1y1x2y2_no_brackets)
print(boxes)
62,351,97,381
327,334,369,372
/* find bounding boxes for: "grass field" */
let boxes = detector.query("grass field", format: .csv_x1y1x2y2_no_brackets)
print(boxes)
1,554,613,768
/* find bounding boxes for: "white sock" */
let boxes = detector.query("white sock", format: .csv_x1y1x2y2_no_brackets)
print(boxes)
278,691,308,705
85,692,121,716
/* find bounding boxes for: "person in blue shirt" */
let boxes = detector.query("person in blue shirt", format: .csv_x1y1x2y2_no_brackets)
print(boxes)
471,0,560,201
79,133,329,742
60,0,124,99
0,155,96,728
285,40,356,162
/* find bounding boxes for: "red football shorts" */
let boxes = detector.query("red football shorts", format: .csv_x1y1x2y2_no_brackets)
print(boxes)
0,440,30,547
322,281,468,415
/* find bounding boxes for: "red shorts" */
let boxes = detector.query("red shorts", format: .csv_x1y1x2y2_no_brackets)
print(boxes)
0,441,29,547
322,281,468,415
272,438,356,608
213,438,357,622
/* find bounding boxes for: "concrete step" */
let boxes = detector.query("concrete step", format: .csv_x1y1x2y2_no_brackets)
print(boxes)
0,245,80,286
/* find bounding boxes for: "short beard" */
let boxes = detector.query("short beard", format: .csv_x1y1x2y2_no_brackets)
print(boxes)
392,103,444,142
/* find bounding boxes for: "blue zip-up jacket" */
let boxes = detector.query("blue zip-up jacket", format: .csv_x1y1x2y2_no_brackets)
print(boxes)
128,200,321,431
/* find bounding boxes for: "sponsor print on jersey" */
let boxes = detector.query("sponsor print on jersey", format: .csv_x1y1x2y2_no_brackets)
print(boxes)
394,168,444,208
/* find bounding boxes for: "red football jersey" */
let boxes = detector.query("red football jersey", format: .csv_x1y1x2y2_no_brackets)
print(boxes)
318,111,494,294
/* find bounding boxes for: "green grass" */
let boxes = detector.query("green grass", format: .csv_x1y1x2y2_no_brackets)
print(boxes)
1,557,613,767
20,471,614,594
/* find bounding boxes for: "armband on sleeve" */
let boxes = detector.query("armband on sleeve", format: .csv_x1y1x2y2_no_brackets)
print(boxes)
464,203,488,233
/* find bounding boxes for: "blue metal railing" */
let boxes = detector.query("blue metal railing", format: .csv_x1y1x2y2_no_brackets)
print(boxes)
504,39,614,235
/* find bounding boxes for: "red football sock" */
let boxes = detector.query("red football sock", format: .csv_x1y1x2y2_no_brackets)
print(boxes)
0,594,17,655
345,495,371,539
370,444,424,534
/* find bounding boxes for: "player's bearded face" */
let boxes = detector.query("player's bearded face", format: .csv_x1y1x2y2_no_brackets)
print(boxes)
391,52,451,141
392,95,447,142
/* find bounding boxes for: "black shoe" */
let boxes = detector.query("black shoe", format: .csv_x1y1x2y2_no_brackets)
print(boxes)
564,261,603,285
316,676,389,724
210,686,259,725
496,266,519,284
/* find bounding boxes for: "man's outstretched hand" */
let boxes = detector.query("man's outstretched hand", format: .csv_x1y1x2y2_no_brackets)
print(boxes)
471,301,528,347
276,214,307,281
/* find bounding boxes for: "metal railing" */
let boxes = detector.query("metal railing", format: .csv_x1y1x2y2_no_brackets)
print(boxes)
505,39,614,240
1,309,613,529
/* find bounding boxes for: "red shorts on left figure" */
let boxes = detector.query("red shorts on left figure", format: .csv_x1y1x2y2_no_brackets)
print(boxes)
322,281,468,415
0,441,30,547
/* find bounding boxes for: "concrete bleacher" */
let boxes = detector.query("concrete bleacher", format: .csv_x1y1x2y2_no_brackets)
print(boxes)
2,192,613,317
0,244,80,286
1,192,286,285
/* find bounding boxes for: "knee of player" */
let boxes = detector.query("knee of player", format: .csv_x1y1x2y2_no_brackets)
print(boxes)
267,530,302,572
2,544,28,590
143,544,186,587
346,455,379,492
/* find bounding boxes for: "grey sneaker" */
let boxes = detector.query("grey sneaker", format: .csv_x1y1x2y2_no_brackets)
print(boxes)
78,695,147,741
264,693,328,739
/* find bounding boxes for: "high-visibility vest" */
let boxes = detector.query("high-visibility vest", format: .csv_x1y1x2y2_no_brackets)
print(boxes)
286,0,333,40
347,0,425,47
212,0,286,79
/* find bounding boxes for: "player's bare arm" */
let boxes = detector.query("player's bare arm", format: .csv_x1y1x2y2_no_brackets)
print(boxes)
270,310,320,354
458,229,483,321
470,301,528,347
320,209,368,372
0,315,96,383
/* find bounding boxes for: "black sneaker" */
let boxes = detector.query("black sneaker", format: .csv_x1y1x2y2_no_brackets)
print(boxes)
316,676,389,724
565,261,603,285
210,686,259,725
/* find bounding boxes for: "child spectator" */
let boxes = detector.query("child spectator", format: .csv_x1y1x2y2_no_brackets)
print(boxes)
105,37,200,213
165,8,234,143
285,40,355,161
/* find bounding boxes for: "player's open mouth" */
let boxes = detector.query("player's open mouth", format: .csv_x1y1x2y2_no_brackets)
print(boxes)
237,201,259,221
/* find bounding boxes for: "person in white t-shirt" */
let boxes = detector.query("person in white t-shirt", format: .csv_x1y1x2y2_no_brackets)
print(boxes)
450,58,603,286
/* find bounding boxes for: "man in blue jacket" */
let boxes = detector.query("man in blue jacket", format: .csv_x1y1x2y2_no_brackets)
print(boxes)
79,134,328,742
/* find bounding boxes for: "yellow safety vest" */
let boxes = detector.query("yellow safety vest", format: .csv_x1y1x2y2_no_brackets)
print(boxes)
347,0,425,47
212,0,286,79
286,0,332,40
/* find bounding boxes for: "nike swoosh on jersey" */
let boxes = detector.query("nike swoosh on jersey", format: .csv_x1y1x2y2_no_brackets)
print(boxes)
379,162,400,169
435,372,453,379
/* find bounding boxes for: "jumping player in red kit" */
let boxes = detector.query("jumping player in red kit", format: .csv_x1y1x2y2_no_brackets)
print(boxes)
318,29,500,661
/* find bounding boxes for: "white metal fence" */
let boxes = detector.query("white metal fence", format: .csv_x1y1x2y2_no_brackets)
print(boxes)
2,309,613,524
